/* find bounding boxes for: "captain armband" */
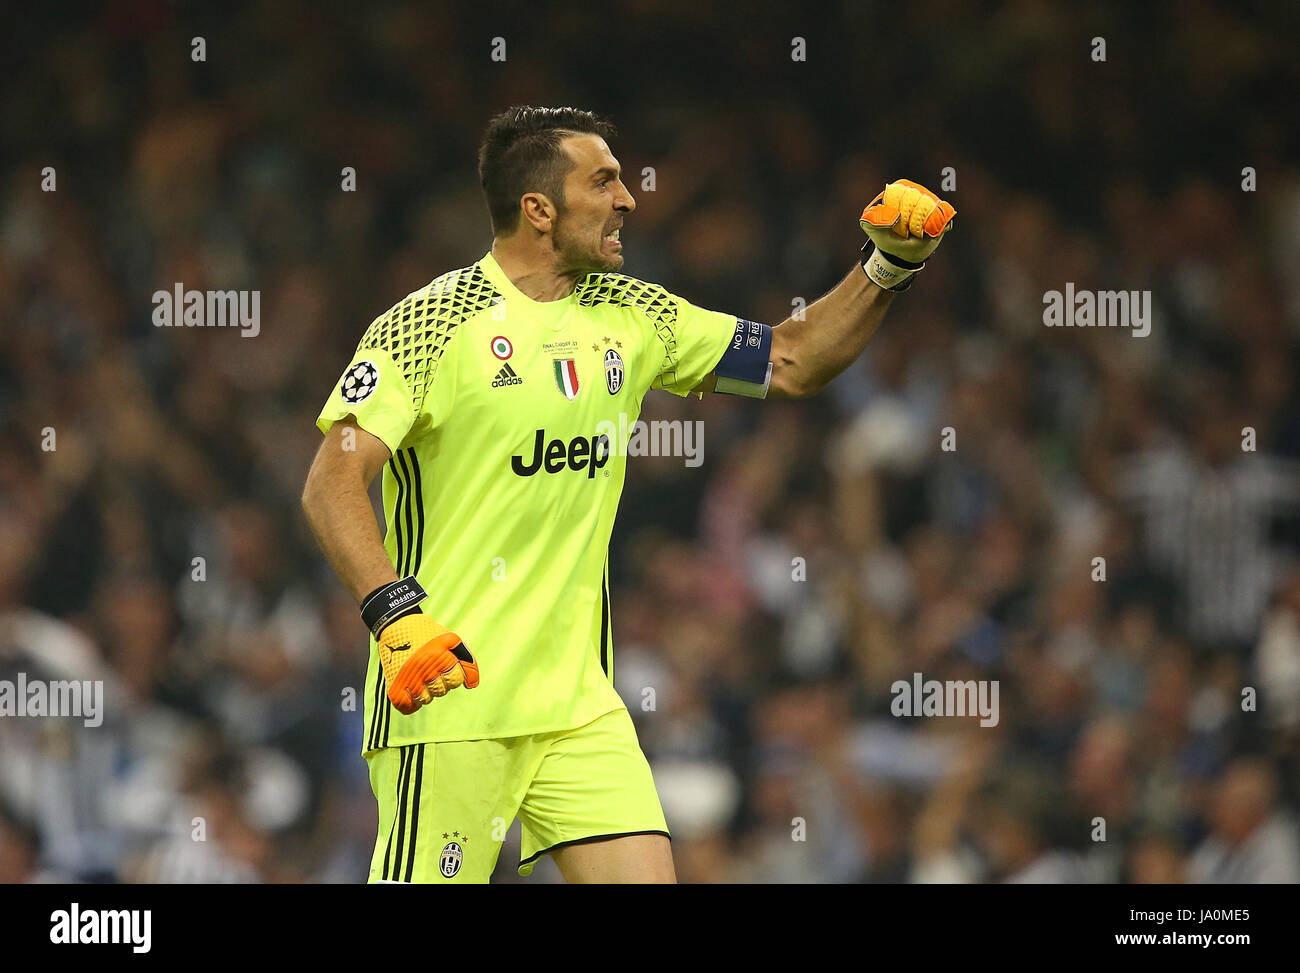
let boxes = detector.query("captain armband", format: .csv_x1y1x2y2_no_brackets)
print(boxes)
713,318,773,399
360,575,428,637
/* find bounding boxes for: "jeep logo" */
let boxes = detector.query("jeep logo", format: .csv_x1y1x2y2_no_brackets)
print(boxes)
512,429,611,478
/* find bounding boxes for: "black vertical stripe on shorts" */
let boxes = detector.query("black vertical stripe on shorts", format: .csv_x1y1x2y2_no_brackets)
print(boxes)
404,744,426,882
391,744,417,879
383,746,415,881
381,747,409,880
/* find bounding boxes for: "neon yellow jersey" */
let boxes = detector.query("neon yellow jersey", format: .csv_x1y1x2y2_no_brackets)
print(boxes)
316,251,738,748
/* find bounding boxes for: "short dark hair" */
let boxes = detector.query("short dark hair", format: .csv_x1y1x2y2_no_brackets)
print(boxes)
477,106,618,236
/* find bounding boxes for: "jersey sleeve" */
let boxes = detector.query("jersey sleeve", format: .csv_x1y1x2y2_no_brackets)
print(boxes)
649,293,741,397
316,282,461,454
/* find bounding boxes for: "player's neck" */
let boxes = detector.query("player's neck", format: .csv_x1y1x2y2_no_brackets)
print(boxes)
490,238,583,303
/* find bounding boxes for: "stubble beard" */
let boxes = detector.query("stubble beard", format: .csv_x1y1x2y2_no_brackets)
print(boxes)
554,211,621,277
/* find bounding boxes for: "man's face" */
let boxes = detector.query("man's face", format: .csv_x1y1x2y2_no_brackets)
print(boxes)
551,134,636,274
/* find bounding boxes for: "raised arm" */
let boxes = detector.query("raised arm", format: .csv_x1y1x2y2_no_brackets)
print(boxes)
697,179,955,400
767,266,894,399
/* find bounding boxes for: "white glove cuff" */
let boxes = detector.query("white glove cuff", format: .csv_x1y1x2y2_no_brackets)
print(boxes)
862,246,922,292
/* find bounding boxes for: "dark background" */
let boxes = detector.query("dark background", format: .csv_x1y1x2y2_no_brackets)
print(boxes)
1,0,1298,882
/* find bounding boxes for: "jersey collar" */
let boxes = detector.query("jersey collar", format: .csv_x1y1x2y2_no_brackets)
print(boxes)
479,251,578,330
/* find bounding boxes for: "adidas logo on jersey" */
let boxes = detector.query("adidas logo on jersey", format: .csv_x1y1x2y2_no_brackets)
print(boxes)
492,363,523,388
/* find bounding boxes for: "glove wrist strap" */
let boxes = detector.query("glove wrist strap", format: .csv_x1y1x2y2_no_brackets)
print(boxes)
361,576,428,637
860,241,921,292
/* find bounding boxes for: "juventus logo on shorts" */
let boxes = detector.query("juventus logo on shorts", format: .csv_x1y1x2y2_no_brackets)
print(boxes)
440,841,464,878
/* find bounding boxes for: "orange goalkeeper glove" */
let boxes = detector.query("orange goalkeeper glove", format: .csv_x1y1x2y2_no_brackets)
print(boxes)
362,577,479,715
377,611,479,714
859,179,956,292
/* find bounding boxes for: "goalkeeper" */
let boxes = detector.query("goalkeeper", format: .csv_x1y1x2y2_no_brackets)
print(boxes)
301,106,953,884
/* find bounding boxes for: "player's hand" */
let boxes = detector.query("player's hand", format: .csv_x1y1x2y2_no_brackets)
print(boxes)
859,179,955,291
376,612,479,715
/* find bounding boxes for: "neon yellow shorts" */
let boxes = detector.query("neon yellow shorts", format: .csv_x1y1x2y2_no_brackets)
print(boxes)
365,706,669,883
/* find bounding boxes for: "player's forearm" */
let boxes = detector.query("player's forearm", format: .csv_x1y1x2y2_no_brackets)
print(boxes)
301,468,399,605
768,265,894,398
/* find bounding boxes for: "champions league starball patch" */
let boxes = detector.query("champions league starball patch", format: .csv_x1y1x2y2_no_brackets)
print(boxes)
340,360,380,404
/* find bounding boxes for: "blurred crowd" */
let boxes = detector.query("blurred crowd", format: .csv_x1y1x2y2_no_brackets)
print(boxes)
2,0,1298,883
